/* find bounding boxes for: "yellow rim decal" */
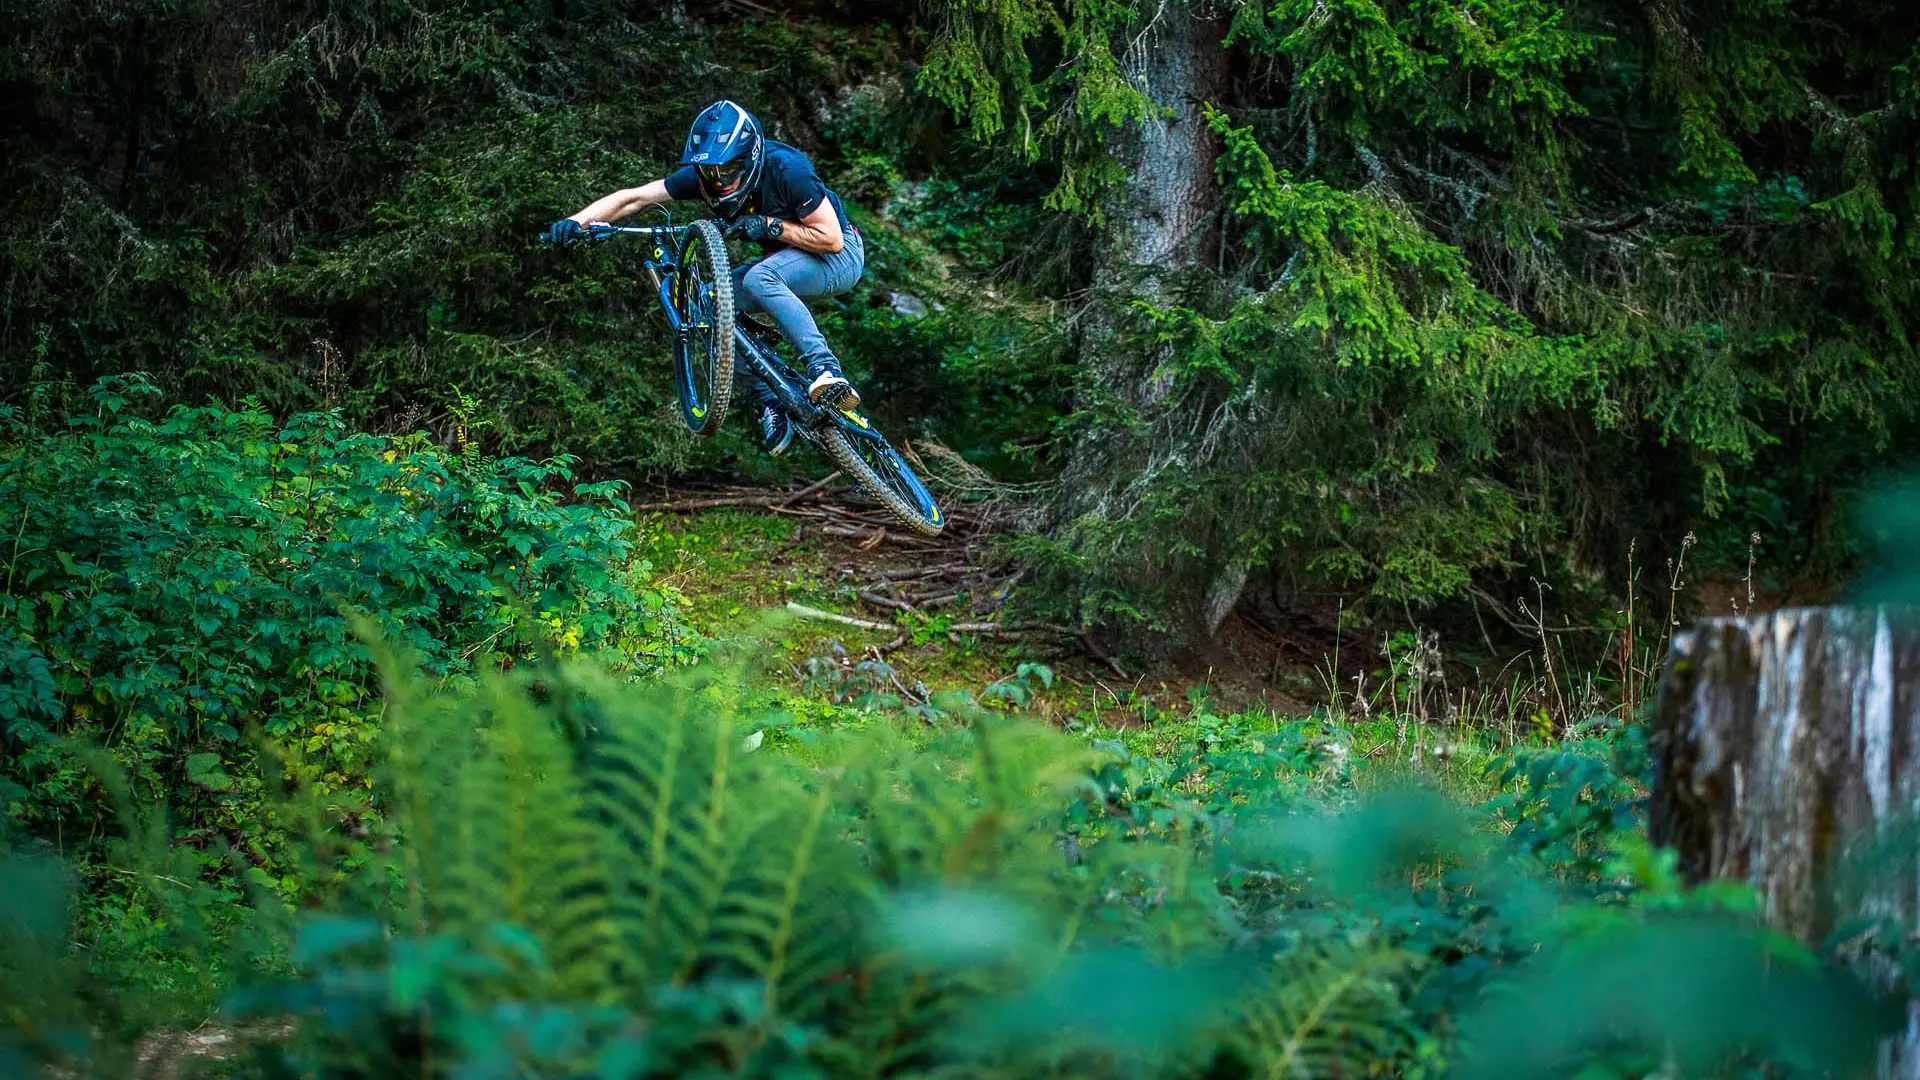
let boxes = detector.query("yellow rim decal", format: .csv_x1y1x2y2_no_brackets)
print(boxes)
692,405,706,418
930,506,942,523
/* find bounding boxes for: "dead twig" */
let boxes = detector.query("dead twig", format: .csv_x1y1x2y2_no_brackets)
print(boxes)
1079,627,1129,679
861,644,928,705
775,471,843,506
459,623,515,660
634,472,842,513
784,602,892,632
858,590,914,612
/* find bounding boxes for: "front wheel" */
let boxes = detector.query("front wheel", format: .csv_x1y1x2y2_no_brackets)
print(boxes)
817,419,945,537
670,219,735,436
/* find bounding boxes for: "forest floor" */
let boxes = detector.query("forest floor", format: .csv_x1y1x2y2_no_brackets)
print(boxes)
635,477,1384,729
630,482,1536,803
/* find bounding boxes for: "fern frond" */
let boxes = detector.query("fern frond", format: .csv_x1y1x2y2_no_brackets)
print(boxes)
1236,944,1420,1080
376,667,620,1001
566,666,869,1026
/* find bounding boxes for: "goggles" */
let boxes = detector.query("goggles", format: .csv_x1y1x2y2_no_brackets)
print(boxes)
697,160,748,190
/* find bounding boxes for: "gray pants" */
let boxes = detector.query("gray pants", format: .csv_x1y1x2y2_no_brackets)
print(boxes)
733,227,865,375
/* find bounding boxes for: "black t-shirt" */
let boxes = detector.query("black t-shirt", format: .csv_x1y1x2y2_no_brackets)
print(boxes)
665,139,852,249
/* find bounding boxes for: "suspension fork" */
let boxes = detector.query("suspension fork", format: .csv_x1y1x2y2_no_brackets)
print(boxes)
646,264,691,337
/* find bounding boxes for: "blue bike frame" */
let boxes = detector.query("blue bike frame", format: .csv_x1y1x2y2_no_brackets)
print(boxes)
590,220,892,446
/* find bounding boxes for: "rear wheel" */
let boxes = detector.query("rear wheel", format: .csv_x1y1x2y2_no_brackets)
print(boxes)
670,219,734,436
818,420,945,537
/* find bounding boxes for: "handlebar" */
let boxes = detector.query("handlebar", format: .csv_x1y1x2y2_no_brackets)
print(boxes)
544,218,752,247
584,222,679,241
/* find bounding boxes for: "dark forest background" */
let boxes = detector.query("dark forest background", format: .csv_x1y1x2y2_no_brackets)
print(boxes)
9,0,1919,648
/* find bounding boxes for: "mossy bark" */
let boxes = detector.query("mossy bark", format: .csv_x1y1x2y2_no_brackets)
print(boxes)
1059,1,1232,635
1653,607,1920,1077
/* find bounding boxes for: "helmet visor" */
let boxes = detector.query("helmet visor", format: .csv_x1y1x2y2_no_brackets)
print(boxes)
697,160,749,194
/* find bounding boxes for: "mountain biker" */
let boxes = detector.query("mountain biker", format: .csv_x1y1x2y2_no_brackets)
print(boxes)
546,99,864,457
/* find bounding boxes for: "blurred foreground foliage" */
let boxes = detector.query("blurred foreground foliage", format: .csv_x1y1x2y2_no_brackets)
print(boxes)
1,640,1899,1079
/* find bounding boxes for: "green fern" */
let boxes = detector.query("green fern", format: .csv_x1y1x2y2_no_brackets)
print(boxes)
565,665,868,1026
364,659,622,1005
1231,945,1423,1080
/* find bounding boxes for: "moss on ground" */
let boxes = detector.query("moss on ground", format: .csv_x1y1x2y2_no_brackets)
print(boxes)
632,507,1580,813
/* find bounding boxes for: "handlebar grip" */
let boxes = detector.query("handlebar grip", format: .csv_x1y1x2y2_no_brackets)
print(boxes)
541,220,589,246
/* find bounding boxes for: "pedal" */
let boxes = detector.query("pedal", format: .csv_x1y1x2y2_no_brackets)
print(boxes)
808,371,860,409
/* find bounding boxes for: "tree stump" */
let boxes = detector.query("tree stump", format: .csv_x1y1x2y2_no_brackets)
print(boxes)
1653,607,1920,1076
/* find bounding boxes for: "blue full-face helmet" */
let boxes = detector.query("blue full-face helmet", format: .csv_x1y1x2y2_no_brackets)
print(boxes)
680,99,764,219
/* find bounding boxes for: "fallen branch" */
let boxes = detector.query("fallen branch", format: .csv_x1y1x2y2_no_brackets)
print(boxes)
775,471,842,506
943,621,1058,635
873,563,974,581
783,602,892,632
818,524,945,550
719,0,784,17
822,507,901,528
634,473,841,513
858,590,914,612
1079,627,1129,679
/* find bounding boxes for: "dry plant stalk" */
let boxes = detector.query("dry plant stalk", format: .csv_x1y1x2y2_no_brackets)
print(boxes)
1619,537,1638,721
1518,579,1566,729
1735,531,1760,616
1664,530,1695,635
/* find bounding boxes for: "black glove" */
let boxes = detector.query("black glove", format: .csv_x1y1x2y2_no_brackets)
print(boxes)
544,218,586,247
733,216,782,243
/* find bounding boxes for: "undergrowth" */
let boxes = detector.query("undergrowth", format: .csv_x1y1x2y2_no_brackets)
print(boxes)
1,386,1908,1080
1,378,690,927
2,643,1894,1079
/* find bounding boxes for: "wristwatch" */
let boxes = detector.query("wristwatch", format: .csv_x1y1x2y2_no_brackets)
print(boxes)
765,217,784,238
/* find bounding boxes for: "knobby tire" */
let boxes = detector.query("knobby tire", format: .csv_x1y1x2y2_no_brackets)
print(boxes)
673,218,735,436
817,426,945,537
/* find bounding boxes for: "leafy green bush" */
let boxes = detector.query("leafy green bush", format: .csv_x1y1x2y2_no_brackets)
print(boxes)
1488,716,1650,884
0,378,687,874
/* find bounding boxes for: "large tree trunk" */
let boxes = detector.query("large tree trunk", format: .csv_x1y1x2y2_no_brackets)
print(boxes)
1091,1,1227,302
1653,607,1920,1078
1058,1,1230,629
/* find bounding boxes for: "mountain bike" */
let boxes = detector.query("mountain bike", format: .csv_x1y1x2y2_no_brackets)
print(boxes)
564,216,945,537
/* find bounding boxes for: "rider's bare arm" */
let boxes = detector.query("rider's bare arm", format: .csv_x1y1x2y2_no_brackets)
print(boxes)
776,201,844,255
570,179,673,224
